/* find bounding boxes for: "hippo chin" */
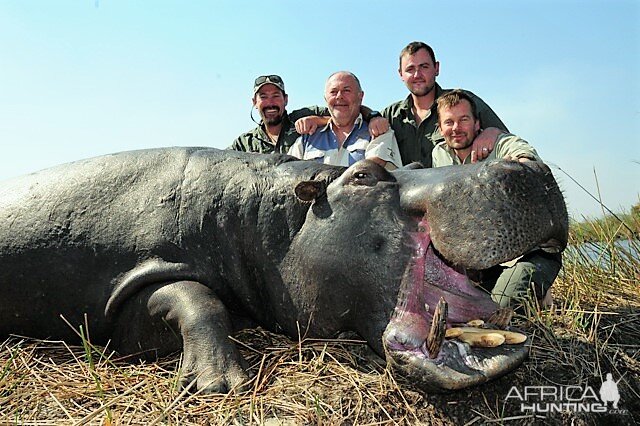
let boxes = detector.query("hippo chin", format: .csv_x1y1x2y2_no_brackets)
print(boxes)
0,148,568,393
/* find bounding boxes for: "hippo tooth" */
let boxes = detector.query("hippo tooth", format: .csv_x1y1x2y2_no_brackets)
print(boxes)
449,327,527,345
466,319,485,327
457,332,505,348
425,297,447,359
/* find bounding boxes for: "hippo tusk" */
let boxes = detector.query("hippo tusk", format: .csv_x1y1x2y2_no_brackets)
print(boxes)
425,297,448,358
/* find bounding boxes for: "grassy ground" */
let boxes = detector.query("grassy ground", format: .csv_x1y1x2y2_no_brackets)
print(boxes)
1,224,638,425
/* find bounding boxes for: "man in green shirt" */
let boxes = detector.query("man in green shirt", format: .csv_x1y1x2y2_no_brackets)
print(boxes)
433,89,561,310
433,89,539,166
229,75,327,154
381,41,508,167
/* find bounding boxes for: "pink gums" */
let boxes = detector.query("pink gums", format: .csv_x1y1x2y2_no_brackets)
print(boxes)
389,217,498,349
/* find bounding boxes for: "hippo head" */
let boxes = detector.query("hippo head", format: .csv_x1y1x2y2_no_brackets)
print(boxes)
288,159,568,392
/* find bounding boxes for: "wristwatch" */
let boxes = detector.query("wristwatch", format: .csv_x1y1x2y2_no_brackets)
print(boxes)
368,111,382,120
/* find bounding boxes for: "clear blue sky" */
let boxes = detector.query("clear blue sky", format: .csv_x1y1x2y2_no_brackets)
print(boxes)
1,0,638,219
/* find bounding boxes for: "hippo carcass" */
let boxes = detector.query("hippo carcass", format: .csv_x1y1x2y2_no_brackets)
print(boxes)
0,148,568,393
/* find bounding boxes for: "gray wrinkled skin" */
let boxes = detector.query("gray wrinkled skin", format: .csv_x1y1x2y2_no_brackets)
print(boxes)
0,148,568,393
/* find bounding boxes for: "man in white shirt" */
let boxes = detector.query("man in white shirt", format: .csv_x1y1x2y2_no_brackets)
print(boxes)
288,71,402,170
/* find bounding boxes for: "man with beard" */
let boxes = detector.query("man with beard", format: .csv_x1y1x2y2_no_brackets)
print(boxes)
432,89,538,165
381,41,508,167
288,71,401,169
229,75,329,154
433,89,559,310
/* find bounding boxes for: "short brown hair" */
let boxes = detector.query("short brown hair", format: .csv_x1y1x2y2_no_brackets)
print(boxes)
436,89,478,120
399,41,436,69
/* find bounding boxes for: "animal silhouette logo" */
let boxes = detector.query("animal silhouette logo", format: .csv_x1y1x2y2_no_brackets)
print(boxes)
599,373,620,409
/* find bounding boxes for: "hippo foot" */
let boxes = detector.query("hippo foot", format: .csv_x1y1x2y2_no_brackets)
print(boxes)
178,361,250,394
144,280,253,394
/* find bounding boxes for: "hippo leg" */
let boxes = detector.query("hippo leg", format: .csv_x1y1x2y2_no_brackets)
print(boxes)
112,281,249,393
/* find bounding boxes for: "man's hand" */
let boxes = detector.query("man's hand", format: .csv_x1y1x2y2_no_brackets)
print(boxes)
470,127,502,162
368,117,390,138
295,116,330,135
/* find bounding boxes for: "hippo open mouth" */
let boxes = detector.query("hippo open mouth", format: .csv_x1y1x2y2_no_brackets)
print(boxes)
383,216,532,391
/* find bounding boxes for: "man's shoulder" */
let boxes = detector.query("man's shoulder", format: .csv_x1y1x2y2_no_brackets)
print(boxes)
439,86,482,101
235,126,261,141
230,125,265,151
431,142,455,167
239,125,262,138
433,140,448,149
432,140,451,156
382,97,411,118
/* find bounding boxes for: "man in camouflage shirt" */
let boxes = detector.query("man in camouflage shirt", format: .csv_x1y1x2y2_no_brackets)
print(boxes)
229,75,327,154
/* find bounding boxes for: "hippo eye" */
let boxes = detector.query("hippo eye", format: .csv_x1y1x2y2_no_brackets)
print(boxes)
352,170,379,186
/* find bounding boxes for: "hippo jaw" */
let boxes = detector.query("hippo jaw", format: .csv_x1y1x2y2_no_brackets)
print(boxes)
293,159,567,392
382,160,568,391
382,217,531,391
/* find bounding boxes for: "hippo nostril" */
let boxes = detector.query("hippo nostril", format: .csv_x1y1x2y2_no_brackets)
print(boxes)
372,236,385,252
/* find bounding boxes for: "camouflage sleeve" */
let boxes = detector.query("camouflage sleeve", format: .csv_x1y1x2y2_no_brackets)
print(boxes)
228,134,249,151
288,106,330,122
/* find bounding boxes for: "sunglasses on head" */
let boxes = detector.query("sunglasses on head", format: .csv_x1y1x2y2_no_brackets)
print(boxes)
254,75,283,86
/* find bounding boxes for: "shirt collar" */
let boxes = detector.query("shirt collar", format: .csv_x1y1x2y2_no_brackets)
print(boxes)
399,83,445,117
324,113,364,133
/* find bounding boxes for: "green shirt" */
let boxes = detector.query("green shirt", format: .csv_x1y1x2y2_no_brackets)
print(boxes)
381,84,508,168
228,106,326,154
432,132,541,166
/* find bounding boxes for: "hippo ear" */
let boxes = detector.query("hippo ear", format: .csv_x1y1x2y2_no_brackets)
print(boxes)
295,180,327,202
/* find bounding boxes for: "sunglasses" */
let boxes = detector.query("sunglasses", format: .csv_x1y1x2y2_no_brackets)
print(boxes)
254,75,284,86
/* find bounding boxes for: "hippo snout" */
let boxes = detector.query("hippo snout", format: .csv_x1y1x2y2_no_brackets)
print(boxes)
382,160,567,391
395,160,568,270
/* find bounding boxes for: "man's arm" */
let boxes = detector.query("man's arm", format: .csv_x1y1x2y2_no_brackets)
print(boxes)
295,115,330,135
494,133,541,162
364,130,402,170
470,127,502,162
228,134,249,151
288,106,329,122
294,105,390,137
360,105,390,138
465,91,508,161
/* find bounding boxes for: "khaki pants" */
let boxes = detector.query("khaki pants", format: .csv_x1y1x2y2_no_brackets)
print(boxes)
479,251,562,309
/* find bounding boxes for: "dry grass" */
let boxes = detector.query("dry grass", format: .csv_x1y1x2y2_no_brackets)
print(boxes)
1,236,639,425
